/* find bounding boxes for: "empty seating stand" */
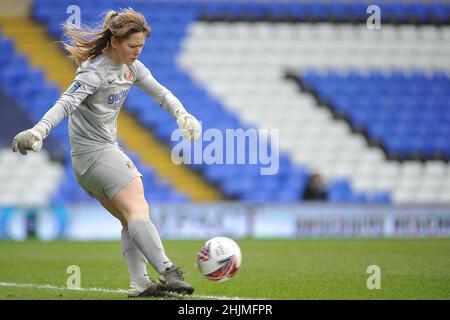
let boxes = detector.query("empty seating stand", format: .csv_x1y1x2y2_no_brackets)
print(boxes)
4,0,448,205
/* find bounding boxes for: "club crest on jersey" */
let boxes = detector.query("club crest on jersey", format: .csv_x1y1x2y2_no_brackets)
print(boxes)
124,70,133,81
67,81,81,94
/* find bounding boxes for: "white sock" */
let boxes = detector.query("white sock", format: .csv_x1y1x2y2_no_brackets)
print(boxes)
128,218,173,274
121,229,152,288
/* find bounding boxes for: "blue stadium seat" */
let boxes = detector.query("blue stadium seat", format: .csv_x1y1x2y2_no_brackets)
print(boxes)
328,179,350,202
15,0,449,205
300,69,450,160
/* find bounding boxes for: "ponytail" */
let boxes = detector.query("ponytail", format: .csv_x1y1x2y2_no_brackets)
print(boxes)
63,8,150,66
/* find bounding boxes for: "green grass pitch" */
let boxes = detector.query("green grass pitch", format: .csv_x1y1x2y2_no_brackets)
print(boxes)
0,238,449,300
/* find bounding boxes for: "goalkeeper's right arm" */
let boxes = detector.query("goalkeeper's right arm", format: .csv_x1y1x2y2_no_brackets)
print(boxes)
11,95,78,156
11,91,82,155
11,66,101,155
11,123,48,155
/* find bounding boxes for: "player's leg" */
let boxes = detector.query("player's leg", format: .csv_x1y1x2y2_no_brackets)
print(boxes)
100,197,154,295
111,176,194,294
110,177,172,272
100,197,128,229
72,149,179,297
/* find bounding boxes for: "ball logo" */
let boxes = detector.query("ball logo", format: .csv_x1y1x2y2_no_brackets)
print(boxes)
215,244,226,255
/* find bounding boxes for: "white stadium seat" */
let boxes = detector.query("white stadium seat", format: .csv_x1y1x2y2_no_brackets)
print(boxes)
0,148,64,206
179,22,450,204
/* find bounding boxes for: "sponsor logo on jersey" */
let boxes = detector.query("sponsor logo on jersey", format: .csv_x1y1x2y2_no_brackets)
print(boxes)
107,88,129,104
67,81,82,94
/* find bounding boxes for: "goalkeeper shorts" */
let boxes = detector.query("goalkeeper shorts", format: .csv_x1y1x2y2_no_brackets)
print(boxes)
71,147,142,201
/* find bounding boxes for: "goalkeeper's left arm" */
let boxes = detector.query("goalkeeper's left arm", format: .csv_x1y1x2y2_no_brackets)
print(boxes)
133,60,201,141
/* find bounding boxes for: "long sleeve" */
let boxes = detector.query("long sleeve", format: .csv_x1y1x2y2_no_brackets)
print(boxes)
133,61,187,119
37,67,102,134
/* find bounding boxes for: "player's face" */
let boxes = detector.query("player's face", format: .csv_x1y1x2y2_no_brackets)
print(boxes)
112,32,146,65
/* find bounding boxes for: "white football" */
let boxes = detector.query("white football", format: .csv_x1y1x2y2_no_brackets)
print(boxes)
196,237,242,282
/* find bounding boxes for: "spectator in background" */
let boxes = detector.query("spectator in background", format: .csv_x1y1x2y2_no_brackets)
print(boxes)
303,173,328,201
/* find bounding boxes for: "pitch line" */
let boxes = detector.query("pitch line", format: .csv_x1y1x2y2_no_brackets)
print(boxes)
0,282,264,300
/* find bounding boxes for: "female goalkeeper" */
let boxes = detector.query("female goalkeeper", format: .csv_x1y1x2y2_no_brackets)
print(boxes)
11,8,200,298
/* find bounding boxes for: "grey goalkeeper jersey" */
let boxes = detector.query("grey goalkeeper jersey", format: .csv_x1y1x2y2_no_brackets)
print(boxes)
38,53,186,156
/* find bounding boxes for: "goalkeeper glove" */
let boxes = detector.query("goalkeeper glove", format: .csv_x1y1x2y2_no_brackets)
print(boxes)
11,124,48,155
176,112,201,141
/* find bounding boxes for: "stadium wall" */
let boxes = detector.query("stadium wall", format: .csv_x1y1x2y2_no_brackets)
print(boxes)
1,203,449,240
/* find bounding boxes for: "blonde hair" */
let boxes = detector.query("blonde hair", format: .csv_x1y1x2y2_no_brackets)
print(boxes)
63,8,151,66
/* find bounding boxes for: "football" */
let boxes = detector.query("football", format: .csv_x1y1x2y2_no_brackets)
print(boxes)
196,237,242,282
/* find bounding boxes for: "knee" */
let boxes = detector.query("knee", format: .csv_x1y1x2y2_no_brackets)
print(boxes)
127,201,149,221
120,220,128,230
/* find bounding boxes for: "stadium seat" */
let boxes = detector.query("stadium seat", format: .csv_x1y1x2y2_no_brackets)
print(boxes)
4,0,448,205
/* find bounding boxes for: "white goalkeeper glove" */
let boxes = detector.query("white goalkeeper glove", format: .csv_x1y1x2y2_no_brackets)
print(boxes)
11,124,48,155
176,112,201,141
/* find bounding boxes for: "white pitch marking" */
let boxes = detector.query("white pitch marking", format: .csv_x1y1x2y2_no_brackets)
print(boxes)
0,282,265,300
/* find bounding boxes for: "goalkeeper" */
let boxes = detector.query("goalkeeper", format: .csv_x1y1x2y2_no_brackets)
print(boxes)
11,8,200,298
